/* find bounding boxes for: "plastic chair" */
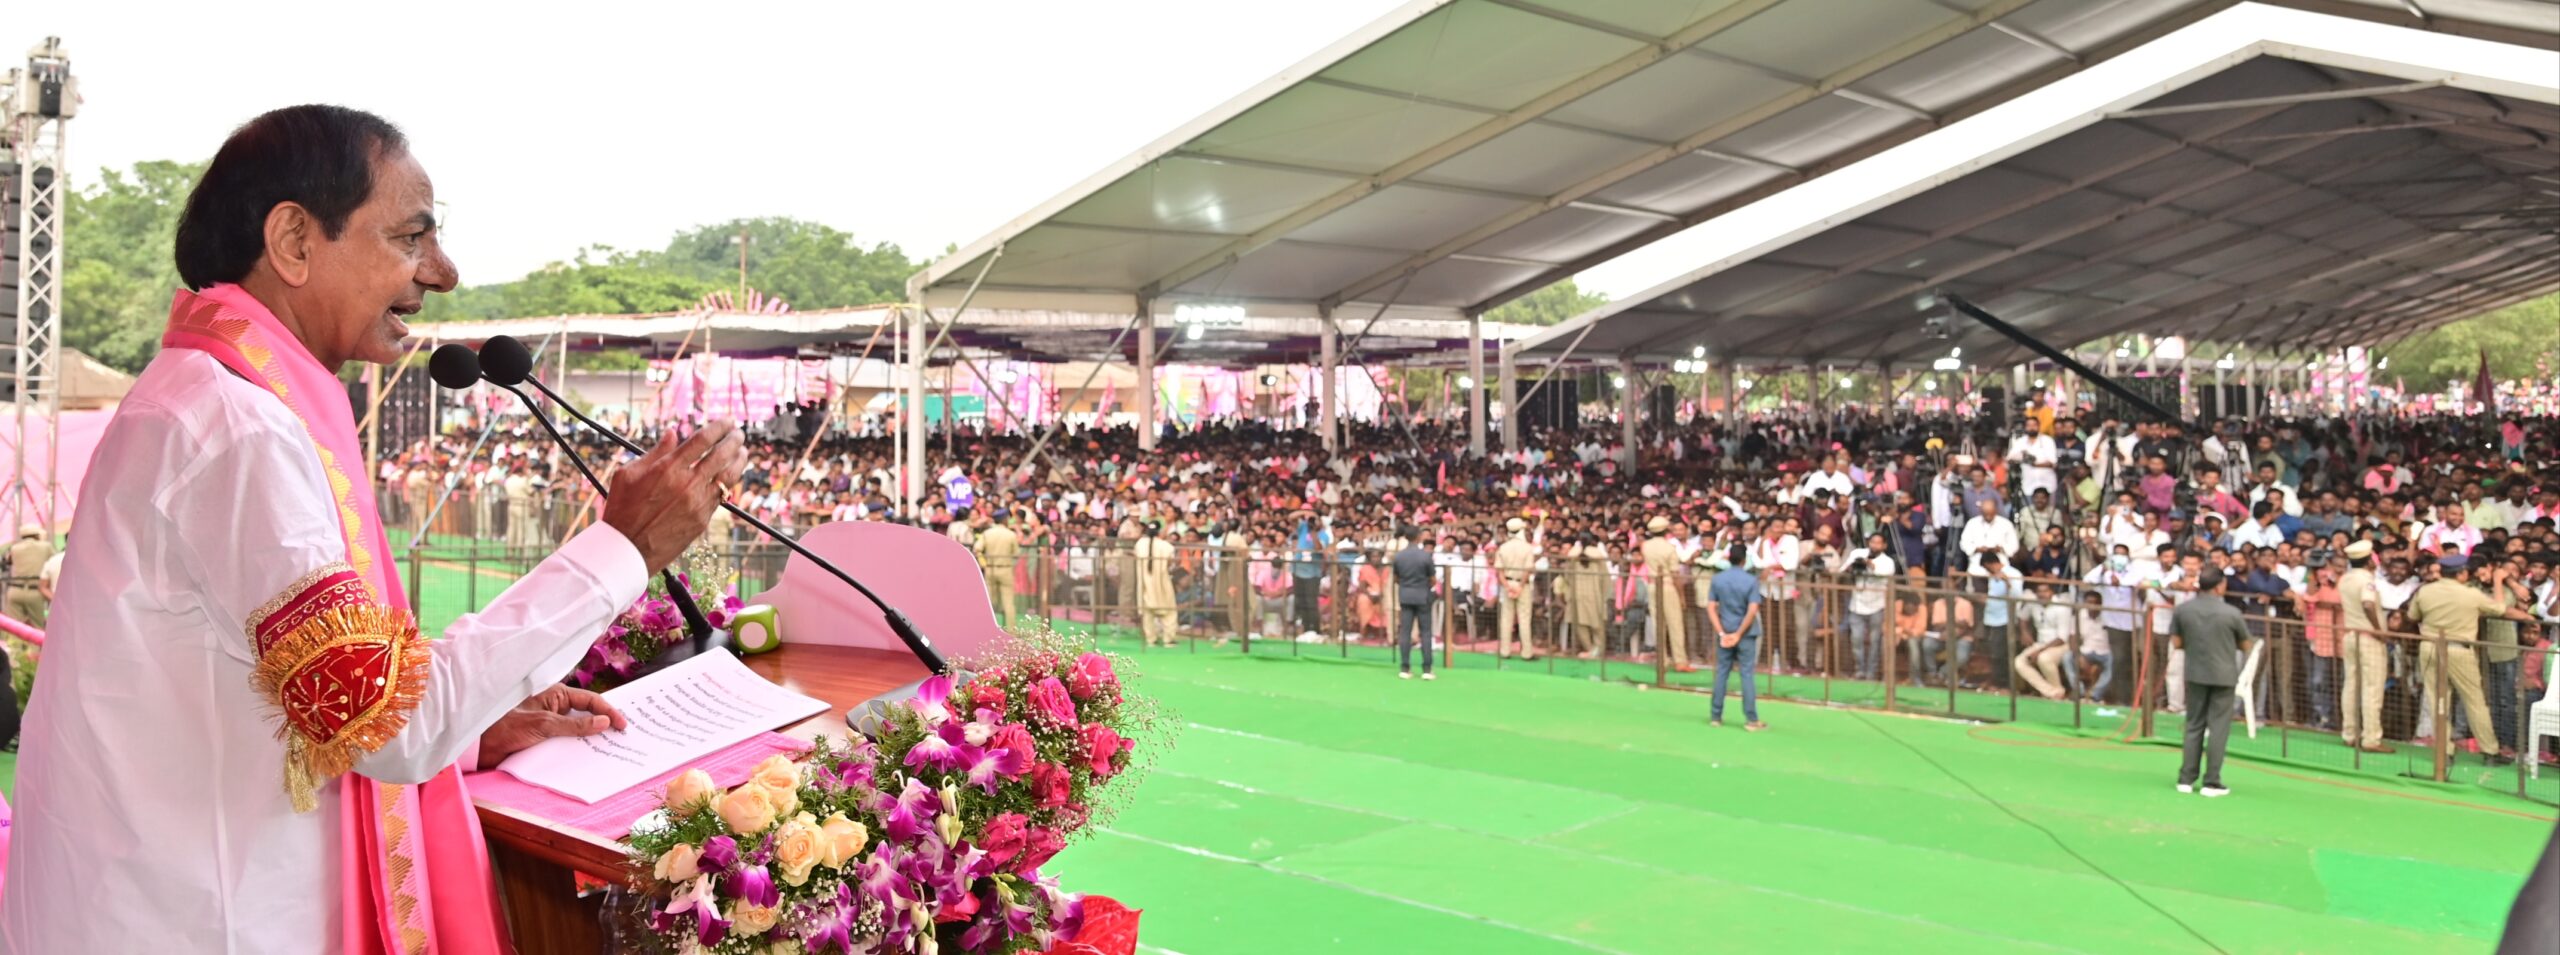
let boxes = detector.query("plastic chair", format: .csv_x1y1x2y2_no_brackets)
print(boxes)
2237,641,2268,738
2526,649,2560,778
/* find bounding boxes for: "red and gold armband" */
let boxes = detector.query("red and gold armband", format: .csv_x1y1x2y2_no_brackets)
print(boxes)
246,564,431,812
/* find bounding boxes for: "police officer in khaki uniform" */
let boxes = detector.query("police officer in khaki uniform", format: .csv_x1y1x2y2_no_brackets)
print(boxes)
1564,534,1610,657
1642,516,1690,671
974,510,1022,630
6,524,54,627
1494,517,1541,660
1135,519,1180,647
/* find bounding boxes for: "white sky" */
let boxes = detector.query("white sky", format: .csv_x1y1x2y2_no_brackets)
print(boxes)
31,1,2560,305
40,0,1409,285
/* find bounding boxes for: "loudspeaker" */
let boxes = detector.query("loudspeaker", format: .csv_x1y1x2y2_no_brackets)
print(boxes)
1512,378,1578,432
1981,385,2007,430
1646,384,1677,424
2092,377,2181,425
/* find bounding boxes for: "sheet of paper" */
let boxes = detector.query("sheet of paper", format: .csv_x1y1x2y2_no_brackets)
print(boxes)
494,648,828,804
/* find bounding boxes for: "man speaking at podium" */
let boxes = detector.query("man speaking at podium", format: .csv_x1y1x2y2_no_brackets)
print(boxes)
1,105,745,954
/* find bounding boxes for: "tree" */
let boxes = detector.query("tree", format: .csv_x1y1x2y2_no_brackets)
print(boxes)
62,160,203,373
659,217,914,309
2371,292,2560,393
1483,279,1611,327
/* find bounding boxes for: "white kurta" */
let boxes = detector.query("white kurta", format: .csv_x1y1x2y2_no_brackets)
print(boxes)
1,349,647,954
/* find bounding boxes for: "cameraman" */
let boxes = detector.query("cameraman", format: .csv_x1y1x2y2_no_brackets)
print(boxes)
1842,532,1897,681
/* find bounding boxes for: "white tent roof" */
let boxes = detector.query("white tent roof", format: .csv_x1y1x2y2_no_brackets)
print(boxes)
1512,34,2560,368
908,0,2556,319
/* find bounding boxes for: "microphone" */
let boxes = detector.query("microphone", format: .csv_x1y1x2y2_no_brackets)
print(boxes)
476,336,948,679
430,344,728,670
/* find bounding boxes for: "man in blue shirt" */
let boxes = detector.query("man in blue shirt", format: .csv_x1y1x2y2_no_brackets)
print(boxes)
1975,553,2021,690
1708,544,1767,731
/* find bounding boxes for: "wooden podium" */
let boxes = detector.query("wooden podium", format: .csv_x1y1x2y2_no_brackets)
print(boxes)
474,522,1006,950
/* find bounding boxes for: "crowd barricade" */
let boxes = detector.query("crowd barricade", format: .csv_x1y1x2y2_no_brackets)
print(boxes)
393,528,2560,806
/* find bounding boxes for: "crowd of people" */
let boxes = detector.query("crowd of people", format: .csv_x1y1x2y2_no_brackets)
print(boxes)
375,399,2560,758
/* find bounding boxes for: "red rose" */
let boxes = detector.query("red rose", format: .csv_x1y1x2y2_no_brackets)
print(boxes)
1078,724,1128,780
967,681,1009,718
992,723,1038,768
1018,826,1066,873
1029,762,1073,809
979,812,1029,867
1055,801,1090,831
1067,652,1119,702
1028,677,1079,728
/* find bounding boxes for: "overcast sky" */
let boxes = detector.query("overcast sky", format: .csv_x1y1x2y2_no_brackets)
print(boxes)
40,0,1407,285
29,1,2559,304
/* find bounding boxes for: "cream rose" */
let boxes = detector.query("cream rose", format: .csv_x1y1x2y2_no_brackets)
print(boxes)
750,754,802,793
771,815,824,887
716,783,779,835
817,812,870,868
651,842,702,884
760,781,801,821
729,902,780,936
665,769,720,818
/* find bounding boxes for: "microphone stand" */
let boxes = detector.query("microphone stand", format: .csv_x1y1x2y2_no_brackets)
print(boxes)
498,383,732,673
509,375,948,679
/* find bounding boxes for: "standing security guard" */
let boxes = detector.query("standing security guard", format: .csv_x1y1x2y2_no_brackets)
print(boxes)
5,524,54,627
1643,515,1690,672
1494,517,1541,660
974,510,1021,630
2170,567,2252,797
1135,519,1179,647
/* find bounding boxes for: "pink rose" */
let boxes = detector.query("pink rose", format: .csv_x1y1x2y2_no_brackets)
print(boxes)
1027,676,1078,728
1079,724,1128,780
1067,652,1119,702
991,723,1037,768
979,812,1029,868
1018,826,1066,873
1028,762,1073,809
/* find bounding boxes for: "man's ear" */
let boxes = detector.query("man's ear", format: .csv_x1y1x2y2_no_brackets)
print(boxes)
263,202,317,287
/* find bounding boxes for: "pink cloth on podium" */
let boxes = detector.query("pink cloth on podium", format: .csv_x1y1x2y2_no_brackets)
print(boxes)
466,732,810,844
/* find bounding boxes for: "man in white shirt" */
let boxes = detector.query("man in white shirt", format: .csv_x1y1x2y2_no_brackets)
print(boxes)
1957,498,2019,575
1803,455,1856,501
2008,425,2059,499
4,106,745,954
2229,502,2288,552
1841,533,1896,681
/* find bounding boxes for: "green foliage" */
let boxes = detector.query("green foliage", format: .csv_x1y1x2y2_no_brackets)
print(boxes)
1482,278,1611,327
414,218,918,325
2371,292,2559,393
62,160,204,373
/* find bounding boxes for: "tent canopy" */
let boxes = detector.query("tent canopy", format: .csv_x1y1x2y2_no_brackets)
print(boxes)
1512,37,2560,369
908,0,2556,319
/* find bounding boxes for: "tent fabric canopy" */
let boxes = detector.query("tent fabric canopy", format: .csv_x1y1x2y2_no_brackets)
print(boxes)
1513,41,2560,369
909,0,2555,319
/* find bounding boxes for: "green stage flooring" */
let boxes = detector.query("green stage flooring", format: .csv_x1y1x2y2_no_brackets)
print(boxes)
1048,635,2555,955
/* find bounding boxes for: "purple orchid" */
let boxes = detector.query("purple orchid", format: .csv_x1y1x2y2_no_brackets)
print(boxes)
906,673,957,726
662,874,725,946
636,596,685,637
964,743,1031,794
729,863,780,909
697,835,739,874
882,778,940,844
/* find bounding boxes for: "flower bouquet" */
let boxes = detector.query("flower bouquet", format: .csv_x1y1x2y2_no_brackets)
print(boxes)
622,633,1162,954
576,544,744,688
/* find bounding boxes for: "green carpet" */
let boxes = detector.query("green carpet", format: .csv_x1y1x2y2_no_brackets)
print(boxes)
1048,639,2553,955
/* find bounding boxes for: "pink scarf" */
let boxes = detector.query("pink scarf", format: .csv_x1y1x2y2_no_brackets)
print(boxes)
163,285,509,955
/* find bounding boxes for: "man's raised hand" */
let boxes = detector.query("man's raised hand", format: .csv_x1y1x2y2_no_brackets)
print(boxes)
602,422,748,571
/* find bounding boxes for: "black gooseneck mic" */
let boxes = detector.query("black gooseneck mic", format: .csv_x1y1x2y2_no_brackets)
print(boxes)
430,344,731,670
473,336,947,678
